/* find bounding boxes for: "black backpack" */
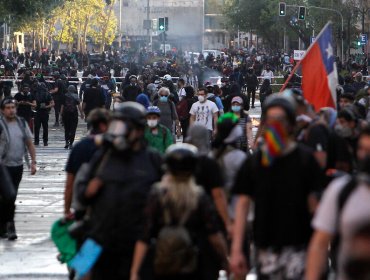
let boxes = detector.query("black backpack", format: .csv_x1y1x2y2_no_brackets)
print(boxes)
64,94,78,114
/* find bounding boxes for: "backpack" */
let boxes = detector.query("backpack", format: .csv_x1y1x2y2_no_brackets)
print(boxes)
154,191,198,276
176,98,190,121
153,100,175,120
64,94,78,114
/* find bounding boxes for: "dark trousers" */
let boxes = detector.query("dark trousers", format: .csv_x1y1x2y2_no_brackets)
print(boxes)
63,113,78,145
247,87,256,109
54,100,62,123
34,110,49,144
0,165,23,224
180,119,190,140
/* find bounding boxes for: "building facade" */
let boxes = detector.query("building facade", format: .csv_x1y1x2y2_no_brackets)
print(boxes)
114,0,230,51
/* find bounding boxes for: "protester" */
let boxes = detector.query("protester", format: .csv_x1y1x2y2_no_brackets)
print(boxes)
230,96,253,152
176,86,196,139
153,87,181,138
49,72,67,127
189,88,219,141
33,83,54,146
121,75,141,102
63,108,111,217
82,78,105,124
60,85,84,149
0,98,36,240
77,102,163,279
129,143,228,280
144,106,173,154
230,95,325,279
13,84,36,129
306,126,370,280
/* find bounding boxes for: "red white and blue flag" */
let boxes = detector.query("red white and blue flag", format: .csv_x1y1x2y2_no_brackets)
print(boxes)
282,22,338,110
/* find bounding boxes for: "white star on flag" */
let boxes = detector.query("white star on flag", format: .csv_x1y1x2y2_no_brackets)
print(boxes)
326,43,333,59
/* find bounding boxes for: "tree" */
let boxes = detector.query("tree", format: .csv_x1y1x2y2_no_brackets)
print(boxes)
224,0,359,55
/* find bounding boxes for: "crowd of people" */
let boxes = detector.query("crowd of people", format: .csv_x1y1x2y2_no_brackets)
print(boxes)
0,45,370,280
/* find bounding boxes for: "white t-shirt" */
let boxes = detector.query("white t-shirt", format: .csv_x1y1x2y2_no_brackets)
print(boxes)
189,100,218,131
1,120,33,167
178,87,186,99
312,175,370,280
261,70,274,82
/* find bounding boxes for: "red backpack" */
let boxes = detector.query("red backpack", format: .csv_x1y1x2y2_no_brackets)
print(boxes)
176,99,190,121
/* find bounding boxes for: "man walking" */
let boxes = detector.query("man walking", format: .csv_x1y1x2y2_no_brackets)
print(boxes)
0,98,36,240
230,96,325,279
33,83,54,146
82,78,105,121
14,84,36,129
189,88,219,140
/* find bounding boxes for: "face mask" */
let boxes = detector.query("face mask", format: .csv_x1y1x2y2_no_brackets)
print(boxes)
159,96,168,102
198,96,205,103
335,124,352,138
231,105,241,112
147,119,158,128
261,121,289,167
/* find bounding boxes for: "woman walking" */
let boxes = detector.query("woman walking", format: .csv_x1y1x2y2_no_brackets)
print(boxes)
130,143,228,280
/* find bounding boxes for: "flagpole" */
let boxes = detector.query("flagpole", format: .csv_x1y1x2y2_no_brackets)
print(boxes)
279,21,333,93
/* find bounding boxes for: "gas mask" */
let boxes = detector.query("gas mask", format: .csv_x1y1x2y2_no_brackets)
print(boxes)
103,120,129,151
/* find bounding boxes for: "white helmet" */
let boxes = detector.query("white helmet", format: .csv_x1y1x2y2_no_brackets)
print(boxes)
163,74,172,81
0,65,4,69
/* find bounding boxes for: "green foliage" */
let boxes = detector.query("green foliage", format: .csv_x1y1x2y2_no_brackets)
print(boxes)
224,0,360,52
4,0,118,52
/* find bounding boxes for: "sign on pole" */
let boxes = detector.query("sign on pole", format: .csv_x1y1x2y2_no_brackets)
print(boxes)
152,19,158,31
360,34,368,45
293,50,306,60
310,37,316,44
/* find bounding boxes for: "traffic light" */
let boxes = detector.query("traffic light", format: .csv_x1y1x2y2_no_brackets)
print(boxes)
298,6,306,20
158,17,165,31
165,17,169,31
358,40,361,46
279,2,286,16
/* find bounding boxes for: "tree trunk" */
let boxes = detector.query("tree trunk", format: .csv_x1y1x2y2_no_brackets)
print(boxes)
82,15,90,53
100,4,114,52
32,29,36,50
77,21,81,52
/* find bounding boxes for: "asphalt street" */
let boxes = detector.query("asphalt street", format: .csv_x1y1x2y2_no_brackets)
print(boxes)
0,111,87,279
0,94,262,279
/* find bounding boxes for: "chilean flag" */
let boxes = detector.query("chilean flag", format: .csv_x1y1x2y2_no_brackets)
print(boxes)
282,22,338,110
301,23,338,110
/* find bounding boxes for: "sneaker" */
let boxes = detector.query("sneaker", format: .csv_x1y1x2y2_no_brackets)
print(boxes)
34,142,39,146
7,221,17,240
64,143,69,149
44,142,48,146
